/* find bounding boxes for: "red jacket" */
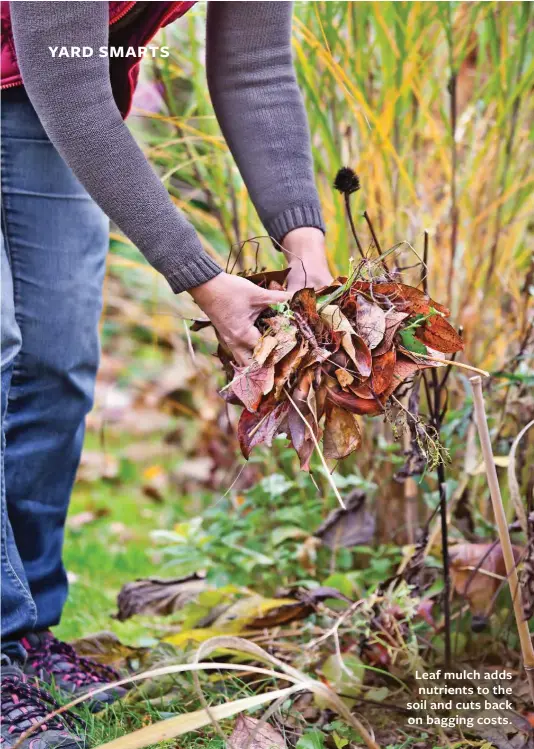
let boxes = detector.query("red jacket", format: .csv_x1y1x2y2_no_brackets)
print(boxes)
0,1,195,117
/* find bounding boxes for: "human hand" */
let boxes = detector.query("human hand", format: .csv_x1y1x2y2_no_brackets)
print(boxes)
281,227,333,293
189,272,291,366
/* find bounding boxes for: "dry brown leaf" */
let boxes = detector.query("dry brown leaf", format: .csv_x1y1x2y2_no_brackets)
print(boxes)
335,367,354,388
245,268,290,288
72,631,149,667
320,305,360,367
252,335,278,366
355,294,386,349
248,587,352,628
374,310,409,356
315,489,375,548
323,404,362,459
228,715,286,749
449,542,524,629
273,339,309,398
115,574,208,621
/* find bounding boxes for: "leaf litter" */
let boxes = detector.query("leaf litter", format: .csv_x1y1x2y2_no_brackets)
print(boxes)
216,279,463,470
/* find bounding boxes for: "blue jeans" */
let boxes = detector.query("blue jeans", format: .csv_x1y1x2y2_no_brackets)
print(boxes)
1,88,109,651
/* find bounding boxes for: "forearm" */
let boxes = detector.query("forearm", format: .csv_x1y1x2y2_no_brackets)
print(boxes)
11,1,222,293
206,1,325,245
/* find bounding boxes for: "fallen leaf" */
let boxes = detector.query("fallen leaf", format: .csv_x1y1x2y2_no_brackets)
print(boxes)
265,315,298,363
449,543,524,629
212,593,297,629
273,339,309,399
238,400,290,459
335,367,354,388
72,631,149,667
381,354,440,398
244,268,290,288
229,715,286,749
230,362,275,412
374,310,409,356
323,404,362,459
291,287,321,329
67,508,109,530
355,294,386,349
252,335,278,366
77,451,119,483
115,574,208,621
326,386,384,415
287,370,318,470
320,305,361,369
351,334,373,377
353,281,449,316
371,349,397,395
248,587,352,628
321,653,365,697
315,490,375,548
415,314,464,353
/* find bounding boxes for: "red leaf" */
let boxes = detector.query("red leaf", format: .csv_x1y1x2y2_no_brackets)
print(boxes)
353,282,449,316
415,315,464,353
238,399,290,459
371,348,397,395
230,362,275,412
326,386,384,415
352,334,373,378
381,355,438,398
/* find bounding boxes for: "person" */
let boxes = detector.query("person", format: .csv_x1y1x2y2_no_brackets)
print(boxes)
0,2,332,746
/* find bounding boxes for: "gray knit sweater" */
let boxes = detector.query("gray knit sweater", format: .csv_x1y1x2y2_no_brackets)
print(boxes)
10,1,325,293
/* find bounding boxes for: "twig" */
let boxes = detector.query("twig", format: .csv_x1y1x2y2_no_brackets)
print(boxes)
507,420,534,535
344,194,365,259
183,319,197,365
428,366,452,668
422,231,429,295
470,376,534,703
363,211,388,274
284,388,345,509
413,353,489,377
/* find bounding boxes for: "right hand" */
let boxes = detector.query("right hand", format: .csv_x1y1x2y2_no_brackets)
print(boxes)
189,272,291,366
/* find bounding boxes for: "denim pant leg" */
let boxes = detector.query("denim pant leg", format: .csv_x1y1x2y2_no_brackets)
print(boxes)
0,88,109,636
1,229,37,649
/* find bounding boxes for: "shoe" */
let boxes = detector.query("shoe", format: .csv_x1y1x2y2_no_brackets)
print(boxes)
21,632,127,713
0,661,84,748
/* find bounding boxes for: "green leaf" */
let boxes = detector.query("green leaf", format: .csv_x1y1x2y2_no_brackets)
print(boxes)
322,573,354,598
296,730,327,749
398,327,428,354
332,731,349,749
321,654,364,697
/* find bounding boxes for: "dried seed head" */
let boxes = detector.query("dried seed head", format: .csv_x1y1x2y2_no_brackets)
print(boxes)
334,167,360,195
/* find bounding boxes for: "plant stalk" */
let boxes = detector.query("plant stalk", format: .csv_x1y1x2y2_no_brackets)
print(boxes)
470,376,534,703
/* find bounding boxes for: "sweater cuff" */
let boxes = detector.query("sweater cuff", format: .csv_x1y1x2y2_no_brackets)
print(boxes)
164,252,223,294
264,202,326,246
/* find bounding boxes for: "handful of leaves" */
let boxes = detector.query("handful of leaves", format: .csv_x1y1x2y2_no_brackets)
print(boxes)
220,274,463,469
207,168,464,469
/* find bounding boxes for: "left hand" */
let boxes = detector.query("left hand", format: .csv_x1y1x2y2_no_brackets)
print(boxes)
281,227,333,293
